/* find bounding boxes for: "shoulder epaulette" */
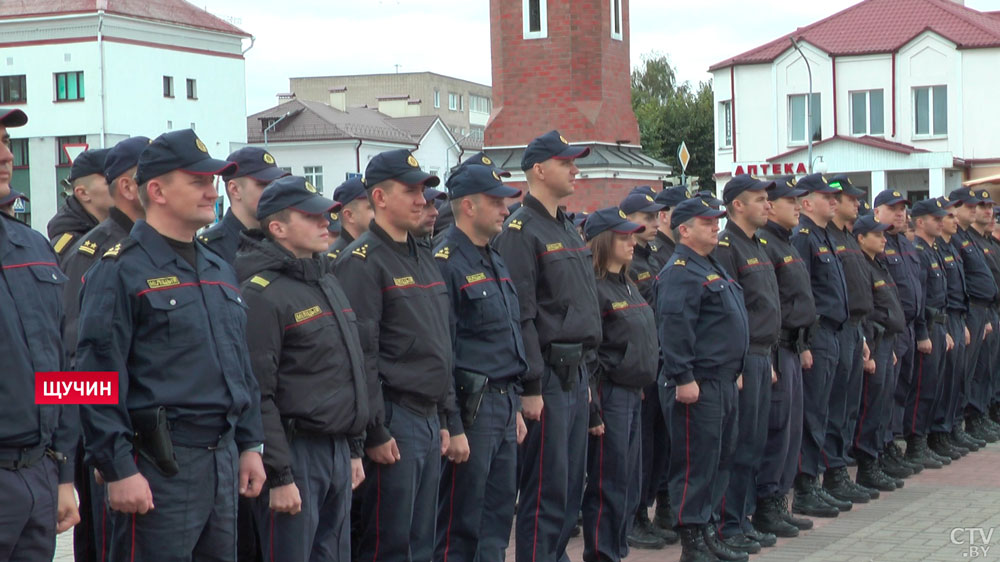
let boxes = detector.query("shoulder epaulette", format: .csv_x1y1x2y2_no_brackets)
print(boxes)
718,235,730,247
197,226,225,245
505,207,531,232
245,270,279,291
77,239,100,256
672,258,686,267
798,227,810,235
327,249,341,260
350,242,370,260
758,237,767,245
434,245,452,260
102,237,138,259
52,232,76,255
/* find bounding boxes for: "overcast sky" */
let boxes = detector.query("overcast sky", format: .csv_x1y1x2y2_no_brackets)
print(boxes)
198,0,1000,114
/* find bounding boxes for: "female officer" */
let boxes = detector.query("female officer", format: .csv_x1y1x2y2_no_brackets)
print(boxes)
581,207,660,562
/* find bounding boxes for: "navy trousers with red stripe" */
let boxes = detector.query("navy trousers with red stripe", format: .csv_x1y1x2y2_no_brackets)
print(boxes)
932,313,968,434
756,346,804,499
637,380,669,513
853,339,895,458
254,434,351,562
721,352,771,538
515,365,589,562
0,455,58,561
107,441,239,562
799,324,841,477
435,389,519,562
582,380,642,562
822,320,863,470
663,377,738,528
904,322,947,437
358,401,441,562
957,304,989,424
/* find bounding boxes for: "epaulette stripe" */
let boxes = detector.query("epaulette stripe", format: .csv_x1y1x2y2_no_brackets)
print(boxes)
53,232,74,254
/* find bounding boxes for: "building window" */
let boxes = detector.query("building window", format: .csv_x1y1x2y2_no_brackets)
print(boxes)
610,0,623,40
186,79,197,100
914,85,947,136
448,92,459,111
471,125,485,142
850,90,884,136
10,138,28,167
304,166,324,193
788,93,821,144
470,95,491,114
57,135,86,166
434,90,440,109
279,166,292,174
523,0,547,39
162,76,174,98
0,75,26,103
55,71,84,101
719,100,732,148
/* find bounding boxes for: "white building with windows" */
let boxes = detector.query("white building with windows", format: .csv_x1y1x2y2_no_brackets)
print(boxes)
0,0,251,231
710,0,1000,201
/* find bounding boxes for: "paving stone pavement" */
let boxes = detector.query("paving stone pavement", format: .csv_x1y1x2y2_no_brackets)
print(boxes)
53,441,1000,561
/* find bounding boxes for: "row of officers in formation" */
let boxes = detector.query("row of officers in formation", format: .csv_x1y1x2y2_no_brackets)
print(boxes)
2,103,999,562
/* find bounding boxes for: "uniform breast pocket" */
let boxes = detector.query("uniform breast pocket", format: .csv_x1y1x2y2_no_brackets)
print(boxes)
28,264,68,317
217,283,249,334
883,254,903,266
705,279,736,311
816,251,835,265
143,289,206,346
462,282,508,327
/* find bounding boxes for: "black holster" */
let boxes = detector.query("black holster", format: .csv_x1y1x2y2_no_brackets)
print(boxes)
130,407,179,477
455,369,489,429
545,342,584,391
870,321,886,354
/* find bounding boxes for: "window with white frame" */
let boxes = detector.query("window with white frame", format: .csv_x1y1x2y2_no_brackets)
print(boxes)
523,0,547,39
448,92,459,111
434,90,440,108
304,166,324,193
719,100,732,148
788,93,821,144
470,94,491,114
610,0,623,40
913,85,947,137
471,125,485,142
850,89,884,136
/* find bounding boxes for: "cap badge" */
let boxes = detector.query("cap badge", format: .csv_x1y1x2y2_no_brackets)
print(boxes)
645,195,654,202
821,176,828,184
305,181,317,193
559,135,569,144
407,155,419,168
195,138,208,153
263,153,276,165
701,199,709,207
943,196,950,202
893,191,901,197
492,170,501,181
937,201,942,207
481,156,493,165
983,191,990,198
330,212,339,220
618,209,627,219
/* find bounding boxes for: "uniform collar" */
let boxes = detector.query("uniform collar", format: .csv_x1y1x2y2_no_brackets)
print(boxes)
724,220,755,242
131,219,219,273
446,225,496,268
109,207,135,234
222,208,249,237
763,220,792,242
799,214,822,230
655,230,675,247
523,193,567,224
634,240,651,259
675,242,713,270
369,219,417,258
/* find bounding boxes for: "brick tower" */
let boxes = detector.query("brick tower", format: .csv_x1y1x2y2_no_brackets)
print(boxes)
483,0,670,211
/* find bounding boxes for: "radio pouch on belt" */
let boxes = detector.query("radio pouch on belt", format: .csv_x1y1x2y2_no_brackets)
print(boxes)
546,342,584,391
455,369,489,429
130,406,180,477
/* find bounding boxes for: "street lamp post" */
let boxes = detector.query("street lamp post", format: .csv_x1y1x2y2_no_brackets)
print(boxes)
790,37,814,174
263,111,294,150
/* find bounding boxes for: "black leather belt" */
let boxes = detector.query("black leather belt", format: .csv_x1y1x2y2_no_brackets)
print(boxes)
0,444,48,471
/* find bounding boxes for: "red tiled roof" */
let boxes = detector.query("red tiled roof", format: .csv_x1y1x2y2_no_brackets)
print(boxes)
765,135,929,162
710,0,1000,71
0,0,247,36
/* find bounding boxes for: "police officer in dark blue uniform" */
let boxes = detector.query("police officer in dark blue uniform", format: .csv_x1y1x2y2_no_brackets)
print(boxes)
0,107,80,560
930,197,973,458
76,129,267,561
236,176,368,561
852,214,906,492
49,148,113,266
432,164,527,562
714,175,782,554
433,151,512,248
328,177,371,259
947,186,998,446
333,149,456,562
199,146,289,264
872,189,926,478
649,186,689,269
753,177,815,537
821,175,877,505
906,198,954,467
493,131,602,562
790,174,850,518
656,197,748,562
581,207,659,562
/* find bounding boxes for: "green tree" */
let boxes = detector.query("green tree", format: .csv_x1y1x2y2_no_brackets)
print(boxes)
632,54,715,190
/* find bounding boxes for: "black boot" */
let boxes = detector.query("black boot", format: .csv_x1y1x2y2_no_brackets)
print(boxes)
778,494,814,530
957,424,987,448
678,525,720,562
653,492,675,534
879,444,914,479
952,426,983,450
720,533,760,554
742,525,777,547
822,467,870,503
919,434,952,465
856,453,896,492
702,525,749,562
639,506,678,544
906,434,944,468
751,495,798,538
853,478,881,500
627,511,668,549
967,414,999,443
990,402,1000,425
929,432,964,459
813,483,853,512
887,441,923,473
792,474,839,518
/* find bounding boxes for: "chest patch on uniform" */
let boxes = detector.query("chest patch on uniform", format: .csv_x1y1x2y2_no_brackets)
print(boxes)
53,232,74,254
706,273,721,282
250,275,271,288
612,301,629,310
783,255,795,263
874,280,886,288
546,242,563,252
466,272,486,284
394,276,415,287
835,245,846,252
146,276,180,289
931,262,940,269
294,306,322,323
944,255,955,263
746,257,759,265
79,240,98,255
986,248,992,255
637,271,652,281
352,243,369,259
435,247,451,260
962,240,971,248
885,249,897,255
818,246,830,254
508,219,523,230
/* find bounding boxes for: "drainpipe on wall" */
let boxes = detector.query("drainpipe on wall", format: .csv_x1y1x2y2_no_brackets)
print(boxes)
355,139,363,173
97,4,107,148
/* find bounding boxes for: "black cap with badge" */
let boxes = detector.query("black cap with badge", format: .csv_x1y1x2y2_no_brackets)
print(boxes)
670,197,727,229
722,174,775,204
767,175,807,200
910,198,948,218
223,147,289,183
447,164,522,199
136,129,236,184
521,130,591,170
423,188,448,203
104,136,151,184
828,173,866,198
0,108,27,127
458,151,511,178
363,149,440,188
873,189,910,208
655,185,690,208
620,186,666,214
583,207,645,241
256,175,341,220
68,149,111,183
333,177,367,205
796,173,840,194
853,214,892,235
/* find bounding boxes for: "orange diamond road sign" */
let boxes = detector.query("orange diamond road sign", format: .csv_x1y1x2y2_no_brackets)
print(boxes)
677,141,690,172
